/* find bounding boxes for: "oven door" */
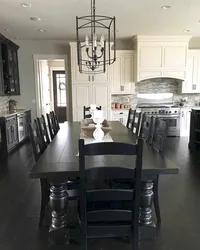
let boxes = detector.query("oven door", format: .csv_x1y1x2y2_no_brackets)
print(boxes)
159,116,180,136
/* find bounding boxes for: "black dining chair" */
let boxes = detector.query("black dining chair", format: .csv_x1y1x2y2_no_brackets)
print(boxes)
83,106,101,119
78,139,143,250
151,117,168,227
29,119,49,228
126,108,136,129
46,113,56,140
37,115,51,151
140,114,155,143
51,111,60,132
132,112,142,136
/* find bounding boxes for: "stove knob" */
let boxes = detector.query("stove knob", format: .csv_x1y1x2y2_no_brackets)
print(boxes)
175,111,177,113
148,112,150,114
166,111,168,114
152,112,154,114
169,111,171,113
155,111,157,114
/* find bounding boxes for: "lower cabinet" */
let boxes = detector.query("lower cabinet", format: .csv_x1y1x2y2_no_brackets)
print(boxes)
72,84,110,121
180,108,191,137
0,110,31,156
6,115,18,152
111,110,129,127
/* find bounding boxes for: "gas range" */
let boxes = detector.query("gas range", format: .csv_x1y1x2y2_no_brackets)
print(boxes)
136,93,180,136
138,106,181,116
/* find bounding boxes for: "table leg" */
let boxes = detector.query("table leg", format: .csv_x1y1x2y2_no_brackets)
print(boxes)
49,182,69,245
139,180,156,240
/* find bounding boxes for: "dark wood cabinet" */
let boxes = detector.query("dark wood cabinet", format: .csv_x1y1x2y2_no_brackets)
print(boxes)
0,110,31,156
2,42,20,95
24,110,31,138
5,115,18,152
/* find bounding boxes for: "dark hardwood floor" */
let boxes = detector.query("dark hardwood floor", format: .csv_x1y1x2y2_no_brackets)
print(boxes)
0,137,200,250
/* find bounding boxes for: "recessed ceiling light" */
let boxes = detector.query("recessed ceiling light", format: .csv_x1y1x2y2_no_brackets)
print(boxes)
39,29,46,32
21,3,31,8
183,29,190,33
4,28,9,31
162,5,171,9
30,16,41,21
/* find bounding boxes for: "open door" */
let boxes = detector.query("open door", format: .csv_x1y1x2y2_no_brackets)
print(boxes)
36,60,51,117
52,70,67,123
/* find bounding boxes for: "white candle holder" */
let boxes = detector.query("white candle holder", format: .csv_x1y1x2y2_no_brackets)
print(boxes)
93,110,104,141
90,104,97,119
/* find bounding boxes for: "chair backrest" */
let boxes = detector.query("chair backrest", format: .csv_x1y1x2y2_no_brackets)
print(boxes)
126,108,136,129
132,112,142,136
37,115,50,150
83,106,102,119
29,119,43,161
140,114,154,142
79,139,143,245
46,113,56,140
152,117,168,153
51,111,60,132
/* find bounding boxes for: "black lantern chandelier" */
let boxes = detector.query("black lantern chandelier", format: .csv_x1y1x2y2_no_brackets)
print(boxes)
76,0,116,74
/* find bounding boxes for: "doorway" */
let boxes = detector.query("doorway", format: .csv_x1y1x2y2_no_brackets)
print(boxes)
33,55,70,122
52,70,67,123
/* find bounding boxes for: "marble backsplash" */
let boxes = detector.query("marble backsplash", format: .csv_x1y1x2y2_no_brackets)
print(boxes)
111,78,200,108
0,97,9,113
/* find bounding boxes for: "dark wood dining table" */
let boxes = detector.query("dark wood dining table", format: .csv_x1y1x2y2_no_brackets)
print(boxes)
29,121,179,244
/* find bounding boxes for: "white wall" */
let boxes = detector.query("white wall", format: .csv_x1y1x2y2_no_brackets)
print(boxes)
12,40,71,119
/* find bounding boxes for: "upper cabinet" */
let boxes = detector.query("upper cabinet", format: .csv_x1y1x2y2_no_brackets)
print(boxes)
179,50,200,94
0,34,20,96
133,36,191,82
70,42,110,84
111,51,135,94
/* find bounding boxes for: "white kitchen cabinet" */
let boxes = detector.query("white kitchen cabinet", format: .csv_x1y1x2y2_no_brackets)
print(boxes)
111,110,129,126
72,84,110,121
179,50,200,94
133,36,190,81
111,51,135,94
70,42,110,84
73,85,91,109
180,108,191,137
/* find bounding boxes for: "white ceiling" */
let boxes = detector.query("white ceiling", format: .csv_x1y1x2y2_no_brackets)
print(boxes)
1,0,200,40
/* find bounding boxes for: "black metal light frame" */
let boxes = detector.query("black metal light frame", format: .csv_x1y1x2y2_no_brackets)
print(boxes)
76,0,116,74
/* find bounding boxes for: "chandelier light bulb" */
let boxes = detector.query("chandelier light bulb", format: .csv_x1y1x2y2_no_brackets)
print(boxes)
93,34,97,47
85,35,89,48
100,35,104,47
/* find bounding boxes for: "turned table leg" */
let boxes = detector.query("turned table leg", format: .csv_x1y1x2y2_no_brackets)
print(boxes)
49,182,69,245
139,180,156,240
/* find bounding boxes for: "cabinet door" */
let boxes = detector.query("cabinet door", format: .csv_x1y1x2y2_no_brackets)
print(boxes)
92,84,109,109
163,46,187,69
94,68,109,83
123,55,134,92
180,109,191,137
73,85,91,109
139,46,162,69
111,55,122,93
72,47,90,83
92,84,109,119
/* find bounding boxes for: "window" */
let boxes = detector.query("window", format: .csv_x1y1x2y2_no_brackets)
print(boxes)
56,73,66,107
